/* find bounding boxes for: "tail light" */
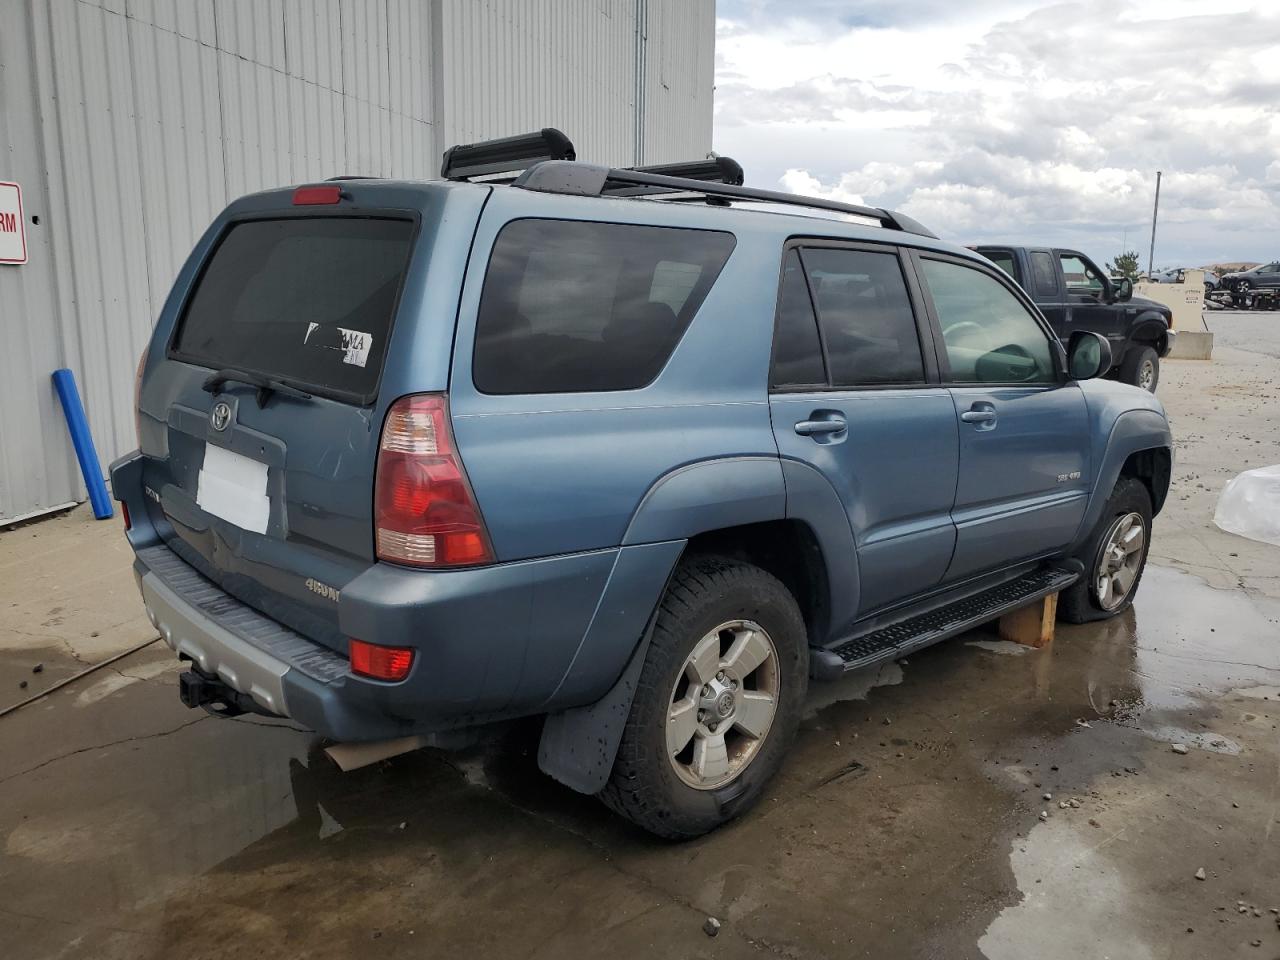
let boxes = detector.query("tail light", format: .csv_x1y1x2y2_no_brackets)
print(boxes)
349,639,414,681
133,343,149,446
121,501,132,531
374,394,494,567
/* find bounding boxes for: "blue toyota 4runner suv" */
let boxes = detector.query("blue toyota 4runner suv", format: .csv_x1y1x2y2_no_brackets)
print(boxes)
112,130,1172,838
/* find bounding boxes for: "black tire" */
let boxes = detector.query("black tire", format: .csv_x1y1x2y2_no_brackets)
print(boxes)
1059,477,1153,624
599,555,809,839
1119,344,1159,392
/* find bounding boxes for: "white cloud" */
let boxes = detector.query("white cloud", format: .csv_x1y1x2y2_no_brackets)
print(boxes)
714,1,1280,265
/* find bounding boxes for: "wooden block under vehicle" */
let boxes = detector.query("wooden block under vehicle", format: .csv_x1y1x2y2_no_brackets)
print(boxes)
998,592,1059,648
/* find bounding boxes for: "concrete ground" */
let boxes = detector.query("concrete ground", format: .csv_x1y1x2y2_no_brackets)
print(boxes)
2,312,1278,960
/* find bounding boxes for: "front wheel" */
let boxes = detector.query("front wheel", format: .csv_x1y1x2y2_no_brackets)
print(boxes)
1059,477,1152,623
1119,344,1159,392
599,555,809,838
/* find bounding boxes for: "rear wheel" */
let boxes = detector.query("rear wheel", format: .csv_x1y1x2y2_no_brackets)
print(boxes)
1059,477,1152,623
1233,278,1252,306
599,555,808,838
1119,344,1159,392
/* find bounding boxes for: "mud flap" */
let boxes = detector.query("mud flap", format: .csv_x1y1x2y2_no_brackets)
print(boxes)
537,625,653,796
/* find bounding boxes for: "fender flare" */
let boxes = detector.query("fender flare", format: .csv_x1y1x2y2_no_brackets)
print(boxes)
538,456,789,795
1120,317,1171,360
1069,409,1172,553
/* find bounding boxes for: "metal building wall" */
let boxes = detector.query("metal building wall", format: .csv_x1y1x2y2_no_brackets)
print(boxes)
0,0,715,523
434,0,713,166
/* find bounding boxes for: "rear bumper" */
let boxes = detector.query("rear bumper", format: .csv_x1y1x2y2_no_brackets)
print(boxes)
113,451,685,742
134,543,398,740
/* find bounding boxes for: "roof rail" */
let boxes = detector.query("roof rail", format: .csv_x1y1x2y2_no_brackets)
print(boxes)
513,161,937,239
441,128,575,181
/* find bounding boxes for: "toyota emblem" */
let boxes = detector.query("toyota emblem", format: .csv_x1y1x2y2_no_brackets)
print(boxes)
210,401,232,432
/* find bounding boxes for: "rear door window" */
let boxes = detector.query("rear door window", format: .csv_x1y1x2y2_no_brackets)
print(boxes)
802,247,925,386
173,217,415,402
473,219,735,394
1029,251,1059,297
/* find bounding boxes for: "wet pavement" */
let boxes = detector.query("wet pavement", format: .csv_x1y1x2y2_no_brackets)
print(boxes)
3,563,1278,959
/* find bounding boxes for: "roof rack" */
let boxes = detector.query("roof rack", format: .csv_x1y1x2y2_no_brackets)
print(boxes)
624,156,744,185
441,128,575,181
514,161,937,239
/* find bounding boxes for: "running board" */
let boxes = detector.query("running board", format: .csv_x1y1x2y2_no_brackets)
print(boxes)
810,566,1080,679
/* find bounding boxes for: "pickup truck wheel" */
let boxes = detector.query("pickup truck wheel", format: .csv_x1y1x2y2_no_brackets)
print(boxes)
1059,477,1152,624
599,555,808,839
1119,345,1159,392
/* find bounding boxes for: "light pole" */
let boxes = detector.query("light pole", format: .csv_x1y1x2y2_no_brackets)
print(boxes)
1147,171,1162,277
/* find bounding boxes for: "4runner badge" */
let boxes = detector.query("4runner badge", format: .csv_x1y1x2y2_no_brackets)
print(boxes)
305,578,340,602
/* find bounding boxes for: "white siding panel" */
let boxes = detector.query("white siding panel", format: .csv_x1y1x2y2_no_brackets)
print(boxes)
5,0,709,521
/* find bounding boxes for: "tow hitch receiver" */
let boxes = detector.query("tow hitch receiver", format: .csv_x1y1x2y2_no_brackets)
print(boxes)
179,668,273,719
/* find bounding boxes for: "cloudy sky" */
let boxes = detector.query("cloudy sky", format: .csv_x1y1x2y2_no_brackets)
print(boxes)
714,0,1280,268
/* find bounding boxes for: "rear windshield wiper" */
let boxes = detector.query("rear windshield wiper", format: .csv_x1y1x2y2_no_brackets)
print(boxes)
202,368,313,407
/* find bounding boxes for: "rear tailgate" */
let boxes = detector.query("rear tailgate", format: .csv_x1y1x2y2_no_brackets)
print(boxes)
133,182,487,652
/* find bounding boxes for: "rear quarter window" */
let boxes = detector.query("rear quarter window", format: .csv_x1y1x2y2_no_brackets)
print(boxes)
173,216,415,401
472,219,736,394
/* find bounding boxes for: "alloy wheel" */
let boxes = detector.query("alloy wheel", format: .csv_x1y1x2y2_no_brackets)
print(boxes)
1094,512,1146,611
666,620,780,790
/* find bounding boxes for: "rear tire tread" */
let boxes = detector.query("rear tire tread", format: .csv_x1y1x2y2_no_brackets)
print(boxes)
599,554,808,839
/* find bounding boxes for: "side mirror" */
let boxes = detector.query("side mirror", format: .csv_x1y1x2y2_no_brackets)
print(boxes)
1067,330,1113,381
1111,277,1133,303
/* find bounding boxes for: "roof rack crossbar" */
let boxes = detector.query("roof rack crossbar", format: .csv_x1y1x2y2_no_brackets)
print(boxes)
441,128,575,181
622,156,744,186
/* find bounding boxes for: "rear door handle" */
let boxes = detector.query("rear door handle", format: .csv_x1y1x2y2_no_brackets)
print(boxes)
794,414,847,440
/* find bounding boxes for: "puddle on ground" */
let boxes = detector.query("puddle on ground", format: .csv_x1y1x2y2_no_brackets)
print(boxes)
975,565,1280,959
1,564,1277,960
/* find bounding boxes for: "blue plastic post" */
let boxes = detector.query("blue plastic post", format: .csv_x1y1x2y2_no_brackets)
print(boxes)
51,368,114,520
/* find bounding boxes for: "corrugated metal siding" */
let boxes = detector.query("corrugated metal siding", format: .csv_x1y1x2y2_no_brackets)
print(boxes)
640,0,714,164
435,0,641,166
0,1,81,520
1,0,713,522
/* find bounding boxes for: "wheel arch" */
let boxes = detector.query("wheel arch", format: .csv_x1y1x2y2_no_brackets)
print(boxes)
538,457,853,796
1123,317,1172,359
1070,408,1172,553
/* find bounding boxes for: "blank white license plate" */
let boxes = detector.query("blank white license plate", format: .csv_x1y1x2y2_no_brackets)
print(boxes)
196,444,270,534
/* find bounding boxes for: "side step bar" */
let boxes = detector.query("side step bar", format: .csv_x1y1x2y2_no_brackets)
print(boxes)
811,566,1080,680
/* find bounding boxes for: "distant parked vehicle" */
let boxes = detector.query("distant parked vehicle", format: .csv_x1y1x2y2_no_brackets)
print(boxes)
1148,267,1219,293
1219,261,1280,304
975,245,1174,392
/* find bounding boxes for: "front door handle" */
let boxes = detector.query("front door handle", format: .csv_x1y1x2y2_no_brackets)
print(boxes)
960,402,998,429
794,413,848,442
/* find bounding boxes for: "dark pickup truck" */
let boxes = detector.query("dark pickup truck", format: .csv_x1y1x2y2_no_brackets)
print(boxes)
974,246,1174,392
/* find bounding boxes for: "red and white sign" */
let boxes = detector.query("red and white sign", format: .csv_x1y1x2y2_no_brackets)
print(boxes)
0,182,27,264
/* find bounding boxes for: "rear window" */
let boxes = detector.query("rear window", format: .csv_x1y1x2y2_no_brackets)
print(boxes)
173,217,415,401
473,219,736,394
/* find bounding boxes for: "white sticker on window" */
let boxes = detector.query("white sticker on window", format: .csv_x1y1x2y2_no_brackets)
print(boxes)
301,323,372,367
339,328,372,367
